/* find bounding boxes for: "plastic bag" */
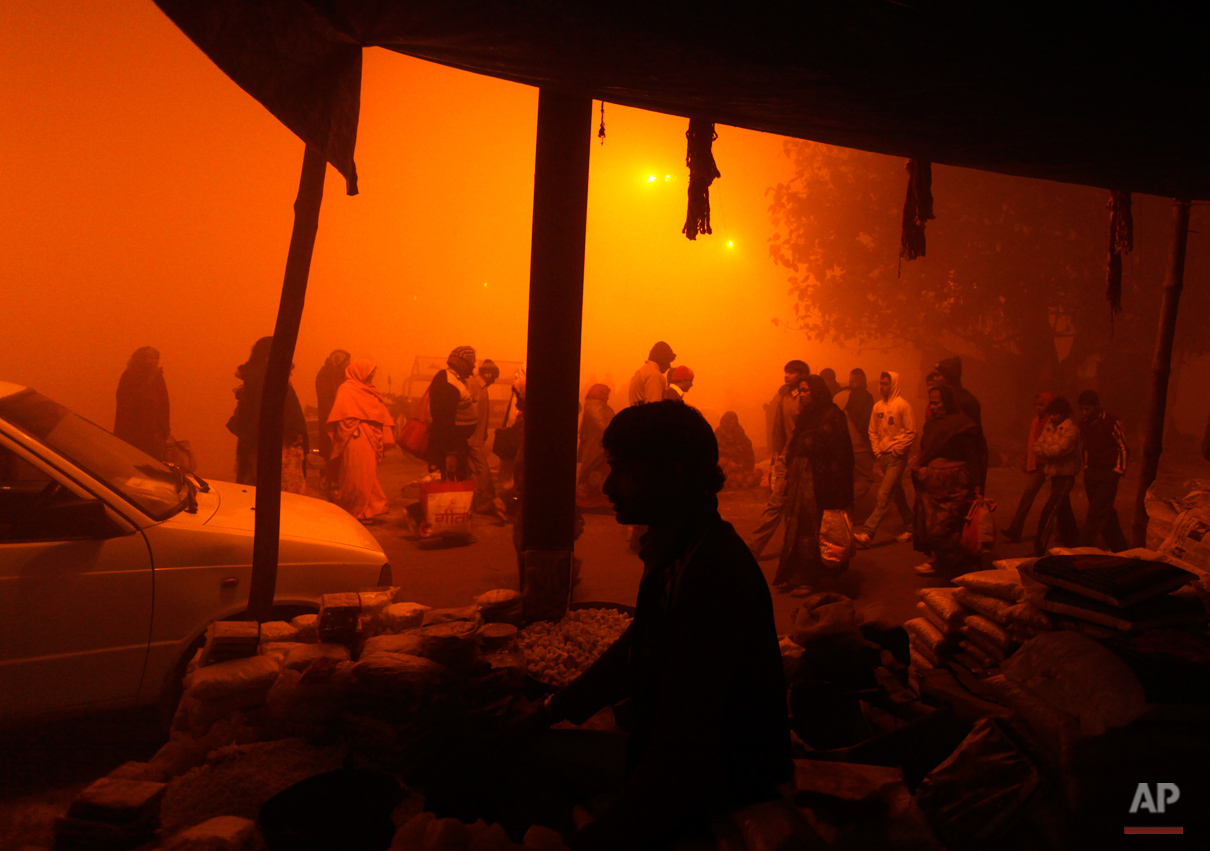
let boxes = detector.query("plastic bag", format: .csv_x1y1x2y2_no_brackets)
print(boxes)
819,509,855,570
419,480,474,538
961,496,997,555
916,718,1041,846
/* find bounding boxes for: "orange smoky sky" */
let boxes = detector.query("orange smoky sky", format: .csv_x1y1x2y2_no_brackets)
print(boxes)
2,1,922,478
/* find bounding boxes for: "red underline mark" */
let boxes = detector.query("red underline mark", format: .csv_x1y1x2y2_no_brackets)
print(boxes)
1124,827,1184,835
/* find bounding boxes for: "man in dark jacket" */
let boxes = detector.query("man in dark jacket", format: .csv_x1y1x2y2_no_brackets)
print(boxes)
542,402,792,850
1078,390,1129,552
426,345,477,480
935,356,988,488
747,359,810,557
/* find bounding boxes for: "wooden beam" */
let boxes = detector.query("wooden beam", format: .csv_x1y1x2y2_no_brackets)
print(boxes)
520,89,592,620
1131,198,1191,548
247,146,327,621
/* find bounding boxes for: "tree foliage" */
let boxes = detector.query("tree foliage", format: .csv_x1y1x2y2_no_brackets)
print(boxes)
767,139,1208,440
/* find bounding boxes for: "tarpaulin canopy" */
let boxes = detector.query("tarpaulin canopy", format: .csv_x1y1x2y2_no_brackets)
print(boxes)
155,0,1210,199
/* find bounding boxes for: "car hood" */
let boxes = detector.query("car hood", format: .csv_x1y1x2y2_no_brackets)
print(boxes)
202,479,383,551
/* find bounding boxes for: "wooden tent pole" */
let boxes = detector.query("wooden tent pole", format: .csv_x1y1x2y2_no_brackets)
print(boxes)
520,90,592,621
1131,198,1191,547
247,146,327,621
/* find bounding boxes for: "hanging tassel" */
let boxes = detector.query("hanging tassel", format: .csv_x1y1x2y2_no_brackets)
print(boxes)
598,101,606,145
682,118,721,240
899,159,934,263
1106,190,1133,316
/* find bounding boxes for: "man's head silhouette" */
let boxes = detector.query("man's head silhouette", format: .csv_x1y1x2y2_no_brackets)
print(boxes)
602,401,725,526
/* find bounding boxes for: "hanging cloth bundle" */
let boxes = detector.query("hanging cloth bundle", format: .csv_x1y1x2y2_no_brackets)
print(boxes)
598,101,606,145
899,159,934,263
1105,190,1133,316
682,118,721,240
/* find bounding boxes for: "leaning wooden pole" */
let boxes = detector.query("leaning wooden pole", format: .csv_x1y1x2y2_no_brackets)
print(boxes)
247,146,327,621
1131,198,1191,548
520,90,592,621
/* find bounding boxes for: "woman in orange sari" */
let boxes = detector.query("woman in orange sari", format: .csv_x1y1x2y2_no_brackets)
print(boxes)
327,359,395,522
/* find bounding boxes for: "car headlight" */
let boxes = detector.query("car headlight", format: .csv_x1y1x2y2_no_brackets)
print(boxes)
377,563,392,586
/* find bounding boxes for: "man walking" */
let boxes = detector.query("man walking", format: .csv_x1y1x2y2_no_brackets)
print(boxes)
746,360,810,557
1078,390,1129,552
1003,392,1053,543
629,342,676,406
854,371,915,547
843,368,876,509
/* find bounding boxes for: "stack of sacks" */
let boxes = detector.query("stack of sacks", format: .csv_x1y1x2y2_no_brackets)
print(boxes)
291,613,319,642
358,588,400,637
259,620,299,643
176,654,283,736
393,812,570,850
475,589,524,626
1025,554,1204,635
907,588,966,670
953,571,1050,653
55,776,167,851
318,593,363,648
382,602,430,633
201,622,260,666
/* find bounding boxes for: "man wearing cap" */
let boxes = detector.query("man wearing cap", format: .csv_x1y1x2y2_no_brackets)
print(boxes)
427,345,477,480
665,366,694,401
629,342,676,406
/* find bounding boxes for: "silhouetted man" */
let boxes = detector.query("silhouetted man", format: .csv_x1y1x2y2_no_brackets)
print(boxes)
747,359,810,557
540,402,791,850
1078,390,1129,552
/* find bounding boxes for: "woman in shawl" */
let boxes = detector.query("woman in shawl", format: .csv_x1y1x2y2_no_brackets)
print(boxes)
227,336,309,491
576,384,615,509
114,346,170,461
910,384,985,575
774,375,854,593
327,359,395,522
716,412,761,490
315,349,351,463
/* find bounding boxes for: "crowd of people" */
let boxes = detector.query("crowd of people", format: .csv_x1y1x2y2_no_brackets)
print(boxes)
110,340,1134,578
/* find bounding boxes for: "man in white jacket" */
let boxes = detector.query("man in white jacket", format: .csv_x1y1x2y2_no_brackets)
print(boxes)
854,371,916,546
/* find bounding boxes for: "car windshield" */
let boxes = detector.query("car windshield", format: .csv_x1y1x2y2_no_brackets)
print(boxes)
0,389,186,520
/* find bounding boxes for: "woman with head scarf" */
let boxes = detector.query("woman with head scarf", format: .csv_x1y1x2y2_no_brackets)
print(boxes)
715,412,761,490
576,384,615,509
227,336,309,491
115,346,170,461
327,359,395,522
774,375,854,593
315,349,351,463
910,384,985,575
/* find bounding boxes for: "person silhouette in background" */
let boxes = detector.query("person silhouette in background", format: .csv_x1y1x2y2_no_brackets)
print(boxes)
664,365,694,401
427,345,477,481
227,337,309,491
628,341,675,406
114,346,170,461
315,349,351,465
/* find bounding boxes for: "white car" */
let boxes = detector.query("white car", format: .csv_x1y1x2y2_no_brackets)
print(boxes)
0,382,390,725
